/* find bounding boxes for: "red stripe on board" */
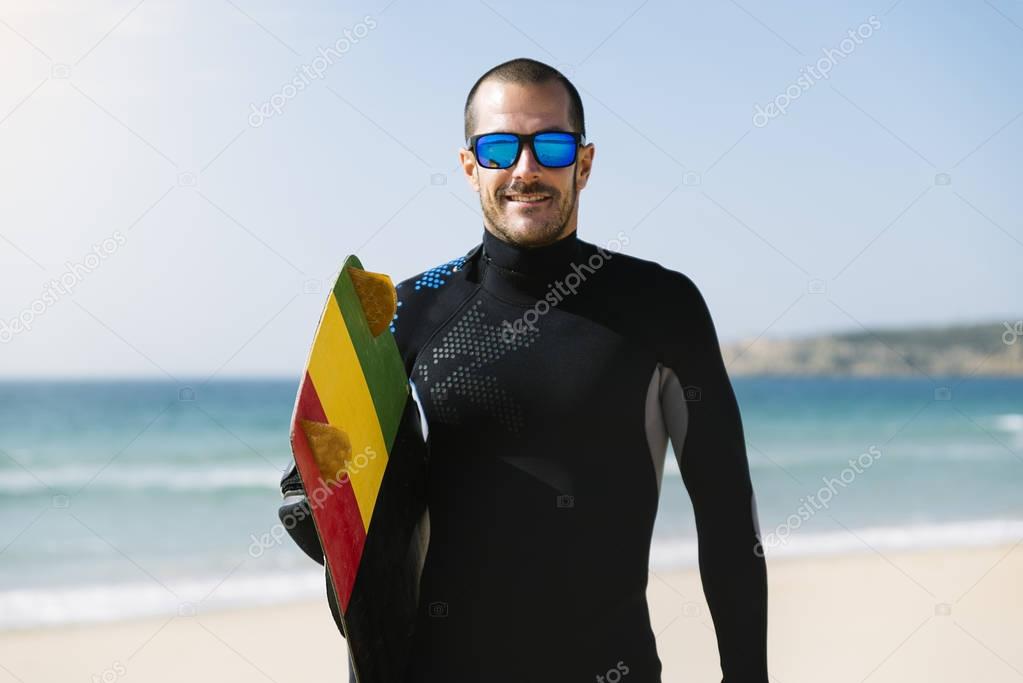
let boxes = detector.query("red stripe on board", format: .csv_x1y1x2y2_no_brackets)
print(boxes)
296,370,329,423
292,372,367,611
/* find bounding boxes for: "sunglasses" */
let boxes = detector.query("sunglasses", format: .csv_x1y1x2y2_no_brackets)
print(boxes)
467,130,585,170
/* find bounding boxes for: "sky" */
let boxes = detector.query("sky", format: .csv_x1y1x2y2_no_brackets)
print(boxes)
0,0,1020,378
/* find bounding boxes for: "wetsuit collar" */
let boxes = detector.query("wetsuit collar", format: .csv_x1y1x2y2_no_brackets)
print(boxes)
479,227,581,304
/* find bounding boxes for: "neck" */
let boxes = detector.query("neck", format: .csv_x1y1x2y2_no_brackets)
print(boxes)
479,227,581,303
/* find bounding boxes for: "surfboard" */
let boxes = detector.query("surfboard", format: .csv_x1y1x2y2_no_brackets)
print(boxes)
289,256,429,682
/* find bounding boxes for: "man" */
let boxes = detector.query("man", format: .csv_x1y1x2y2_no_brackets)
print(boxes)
280,57,768,682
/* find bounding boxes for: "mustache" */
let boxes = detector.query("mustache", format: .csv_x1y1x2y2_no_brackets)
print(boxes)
500,184,556,197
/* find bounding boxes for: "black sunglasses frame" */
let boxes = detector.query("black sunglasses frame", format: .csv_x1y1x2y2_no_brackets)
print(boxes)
466,130,586,169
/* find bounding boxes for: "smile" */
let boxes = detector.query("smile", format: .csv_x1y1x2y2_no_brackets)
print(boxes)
504,194,551,204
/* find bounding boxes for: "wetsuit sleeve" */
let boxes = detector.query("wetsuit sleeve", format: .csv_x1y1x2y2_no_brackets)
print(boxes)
278,466,325,565
660,270,768,682
278,464,348,638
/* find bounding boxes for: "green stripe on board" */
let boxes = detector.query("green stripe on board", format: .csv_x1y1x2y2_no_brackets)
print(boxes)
334,255,408,449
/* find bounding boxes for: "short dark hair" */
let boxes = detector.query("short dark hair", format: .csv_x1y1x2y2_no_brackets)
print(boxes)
463,58,586,143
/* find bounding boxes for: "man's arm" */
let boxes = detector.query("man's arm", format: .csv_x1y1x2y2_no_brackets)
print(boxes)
278,464,348,638
279,465,325,565
660,270,768,682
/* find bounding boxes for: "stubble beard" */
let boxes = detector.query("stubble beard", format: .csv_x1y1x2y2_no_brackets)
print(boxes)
480,172,578,248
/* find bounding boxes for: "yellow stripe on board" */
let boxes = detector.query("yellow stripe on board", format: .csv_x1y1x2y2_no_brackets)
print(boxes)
307,294,389,531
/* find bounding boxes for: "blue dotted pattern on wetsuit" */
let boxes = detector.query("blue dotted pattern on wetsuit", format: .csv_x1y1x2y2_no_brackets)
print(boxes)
389,298,403,334
414,256,467,290
389,255,468,333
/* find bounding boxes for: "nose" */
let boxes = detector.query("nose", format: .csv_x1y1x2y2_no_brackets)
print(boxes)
511,141,542,178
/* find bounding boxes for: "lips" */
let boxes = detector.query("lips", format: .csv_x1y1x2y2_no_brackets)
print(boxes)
504,193,551,204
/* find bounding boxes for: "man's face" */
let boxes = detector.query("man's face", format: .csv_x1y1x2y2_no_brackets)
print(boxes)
460,80,594,248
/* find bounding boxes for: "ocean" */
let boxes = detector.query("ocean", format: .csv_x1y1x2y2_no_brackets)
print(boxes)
1,377,1020,629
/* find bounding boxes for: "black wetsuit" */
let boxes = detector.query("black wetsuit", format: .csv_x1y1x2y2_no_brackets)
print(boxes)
280,228,768,682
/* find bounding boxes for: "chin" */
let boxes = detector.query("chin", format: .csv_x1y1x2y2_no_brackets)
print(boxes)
505,223,559,246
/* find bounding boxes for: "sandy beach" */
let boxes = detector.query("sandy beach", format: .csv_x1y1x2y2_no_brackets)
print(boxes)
1,543,1020,682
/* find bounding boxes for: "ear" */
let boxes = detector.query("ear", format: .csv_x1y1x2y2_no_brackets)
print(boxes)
459,147,480,193
575,142,595,191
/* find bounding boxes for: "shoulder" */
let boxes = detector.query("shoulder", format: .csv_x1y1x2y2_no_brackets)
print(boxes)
394,252,473,298
389,245,481,367
576,238,720,363
577,235,704,307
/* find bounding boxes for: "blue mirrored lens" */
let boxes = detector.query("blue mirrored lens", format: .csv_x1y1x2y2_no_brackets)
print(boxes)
476,134,520,169
533,133,577,167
